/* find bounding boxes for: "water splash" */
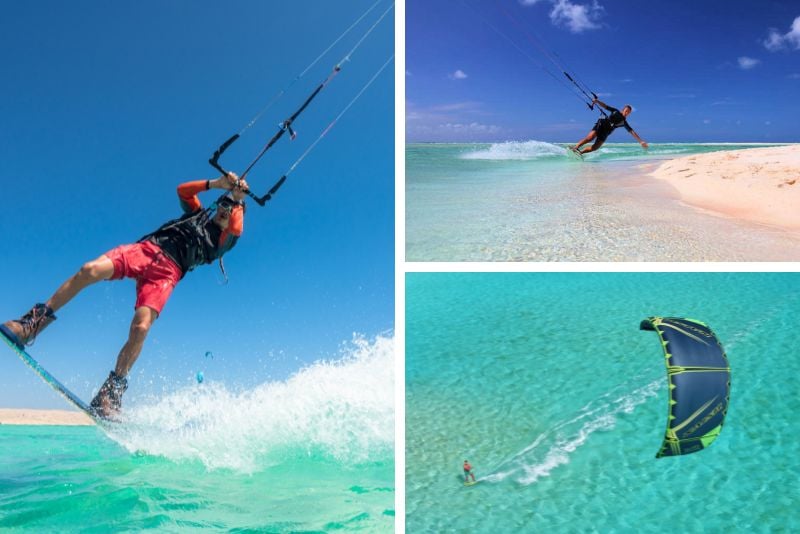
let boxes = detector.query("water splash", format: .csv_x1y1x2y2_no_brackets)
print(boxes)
460,140,568,160
107,334,394,472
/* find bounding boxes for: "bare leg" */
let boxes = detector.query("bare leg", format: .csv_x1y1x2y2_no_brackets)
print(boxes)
46,255,115,313
114,306,158,377
572,130,597,150
90,305,156,417
580,138,606,154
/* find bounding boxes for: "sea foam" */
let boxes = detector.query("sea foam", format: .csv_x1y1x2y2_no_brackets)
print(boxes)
107,334,394,472
460,140,567,160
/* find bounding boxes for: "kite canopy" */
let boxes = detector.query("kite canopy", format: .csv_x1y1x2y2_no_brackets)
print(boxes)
640,317,731,458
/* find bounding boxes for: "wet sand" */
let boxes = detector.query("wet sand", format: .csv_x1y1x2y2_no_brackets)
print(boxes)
588,158,800,262
0,408,94,426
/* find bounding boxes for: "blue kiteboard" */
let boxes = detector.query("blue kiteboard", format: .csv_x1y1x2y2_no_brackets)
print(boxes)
0,326,103,423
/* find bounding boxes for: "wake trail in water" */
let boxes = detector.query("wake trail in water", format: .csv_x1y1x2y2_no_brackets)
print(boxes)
483,369,661,485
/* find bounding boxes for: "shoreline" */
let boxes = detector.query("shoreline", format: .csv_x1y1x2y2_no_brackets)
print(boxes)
0,408,95,426
649,144,800,232
406,142,800,261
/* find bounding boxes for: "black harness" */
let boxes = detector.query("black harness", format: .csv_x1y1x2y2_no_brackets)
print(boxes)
138,195,243,279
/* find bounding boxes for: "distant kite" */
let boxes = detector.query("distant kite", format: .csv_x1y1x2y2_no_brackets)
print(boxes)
640,317,731,458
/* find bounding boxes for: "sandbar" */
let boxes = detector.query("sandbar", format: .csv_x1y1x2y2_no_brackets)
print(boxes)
0,408,94,426
650,145,800,231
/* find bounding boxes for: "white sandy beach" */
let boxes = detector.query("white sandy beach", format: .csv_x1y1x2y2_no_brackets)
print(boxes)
0,408,94,426
650,145,800,231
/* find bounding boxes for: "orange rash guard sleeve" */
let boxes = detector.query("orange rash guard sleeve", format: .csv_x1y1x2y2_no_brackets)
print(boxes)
177,180,208,213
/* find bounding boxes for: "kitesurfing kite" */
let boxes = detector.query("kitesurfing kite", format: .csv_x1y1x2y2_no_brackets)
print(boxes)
640,317,730,458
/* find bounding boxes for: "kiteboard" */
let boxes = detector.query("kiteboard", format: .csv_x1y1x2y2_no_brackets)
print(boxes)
0,327,102,424
566,146,584,161
463,480,478,487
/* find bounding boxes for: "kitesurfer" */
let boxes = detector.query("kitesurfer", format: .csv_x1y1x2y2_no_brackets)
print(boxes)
0,172,248,419
570,99,648,154
463,460,476,483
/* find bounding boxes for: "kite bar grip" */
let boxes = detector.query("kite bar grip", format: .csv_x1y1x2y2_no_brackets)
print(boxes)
208,133,241,175
253,175,287,207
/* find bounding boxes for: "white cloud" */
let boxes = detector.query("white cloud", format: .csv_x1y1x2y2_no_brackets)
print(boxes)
763,15,800,51
407,101,487,121
406,121,503,141
763,30,785,51
448,69,468,80
703,119,711,124
431,102,479,112
441,122,502,134
406,101,503,141
549,0,604,33
737,56,760,70
520,0,604,33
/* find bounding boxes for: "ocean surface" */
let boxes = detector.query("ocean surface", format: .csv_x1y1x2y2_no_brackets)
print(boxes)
406,142,799,261
0,336,394,532
406,273,799,533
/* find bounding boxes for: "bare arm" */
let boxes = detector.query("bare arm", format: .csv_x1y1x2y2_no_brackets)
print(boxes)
628,129,649,150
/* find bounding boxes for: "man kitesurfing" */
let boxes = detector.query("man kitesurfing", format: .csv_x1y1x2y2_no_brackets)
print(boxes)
0,1,393,422
464,2,649,157
570,98,648,155
1,173,248,419
463,460,476,484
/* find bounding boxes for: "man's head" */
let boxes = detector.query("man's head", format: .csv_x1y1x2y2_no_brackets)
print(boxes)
622,104,633,117
213,195,238,229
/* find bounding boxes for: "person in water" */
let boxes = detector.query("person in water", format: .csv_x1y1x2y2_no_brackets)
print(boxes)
0,172,248,419
463,460,476,483
570,98,648,154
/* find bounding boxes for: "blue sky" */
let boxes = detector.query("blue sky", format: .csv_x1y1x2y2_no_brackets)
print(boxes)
407,0,800,142
0,1,394,408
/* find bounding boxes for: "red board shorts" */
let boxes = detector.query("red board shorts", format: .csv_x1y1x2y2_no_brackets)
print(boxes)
103,241,183,315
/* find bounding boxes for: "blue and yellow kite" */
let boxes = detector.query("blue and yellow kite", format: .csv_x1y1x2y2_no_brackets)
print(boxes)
640,317,731,458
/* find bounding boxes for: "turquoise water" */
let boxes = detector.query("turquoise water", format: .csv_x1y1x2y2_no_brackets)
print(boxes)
406,273,799,533
0,336,394,532
406,142,799,261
